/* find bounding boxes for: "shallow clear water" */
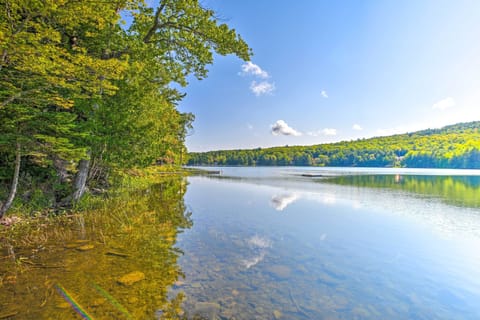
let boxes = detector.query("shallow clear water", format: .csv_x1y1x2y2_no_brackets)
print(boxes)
0,177,191,319
173,167,480,319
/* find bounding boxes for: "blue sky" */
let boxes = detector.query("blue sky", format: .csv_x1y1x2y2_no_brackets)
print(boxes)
176,0,480,152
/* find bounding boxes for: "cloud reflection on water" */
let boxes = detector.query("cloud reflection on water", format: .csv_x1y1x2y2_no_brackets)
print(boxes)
241,235,272,269
270,193,299,211
270,191,338,212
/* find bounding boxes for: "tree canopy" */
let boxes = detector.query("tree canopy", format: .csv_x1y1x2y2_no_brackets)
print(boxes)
0,0,251,216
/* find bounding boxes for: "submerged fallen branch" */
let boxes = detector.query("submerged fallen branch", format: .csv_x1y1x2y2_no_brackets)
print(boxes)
22,260,65,268
105,250,130,258
288,287,311,319
0,311,18,319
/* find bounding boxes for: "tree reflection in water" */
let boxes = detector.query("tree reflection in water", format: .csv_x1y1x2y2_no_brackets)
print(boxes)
0,175,192,319
326,174,480,208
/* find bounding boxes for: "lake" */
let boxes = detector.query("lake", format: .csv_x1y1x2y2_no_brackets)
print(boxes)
174,167,480,319
1,167,480,319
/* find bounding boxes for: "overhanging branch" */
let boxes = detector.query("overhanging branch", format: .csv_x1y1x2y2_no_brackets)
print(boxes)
143,2,166,43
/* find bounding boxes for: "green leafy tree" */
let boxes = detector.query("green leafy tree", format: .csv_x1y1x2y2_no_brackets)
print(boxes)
0,0,251,216
0,0,129,216
78,0,251,198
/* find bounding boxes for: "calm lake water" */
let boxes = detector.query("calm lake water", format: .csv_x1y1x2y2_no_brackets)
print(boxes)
174,167,480,319
1,167,480,319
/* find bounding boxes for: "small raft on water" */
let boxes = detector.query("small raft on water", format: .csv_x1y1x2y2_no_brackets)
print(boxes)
202,170,221,174
184,168,221,175
300,173,324,177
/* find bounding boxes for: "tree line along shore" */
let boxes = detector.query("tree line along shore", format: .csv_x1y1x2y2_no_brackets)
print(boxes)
187,121,480,168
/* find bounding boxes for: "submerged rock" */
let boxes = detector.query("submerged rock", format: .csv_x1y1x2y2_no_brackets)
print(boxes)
76,244,94,251
273,309,283,319
267,265,291,279
316,273,339,287
219,308,235,319
64,243,82,249
193,302,220,319
173,280,185,288
117,271,145,286
190,282,202,288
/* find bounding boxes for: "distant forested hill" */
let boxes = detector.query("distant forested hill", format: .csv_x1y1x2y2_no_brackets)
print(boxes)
187,121,480,168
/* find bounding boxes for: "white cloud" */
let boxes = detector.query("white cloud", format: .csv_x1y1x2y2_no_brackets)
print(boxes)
376,128,403,136
240,62,275,95
240,61,269,78
322,128,337,136
307,131,319,136
376,121,452,137
321,90,328,98
250,81,275,96
307,128,337,137
247,123,254,130
271,120,302,136
432,97,455,110
375,125,419,136
240,62,275,96
352,124,363,131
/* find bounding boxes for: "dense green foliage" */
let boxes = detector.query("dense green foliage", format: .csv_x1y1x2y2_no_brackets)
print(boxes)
0,0,250,215
188,121,480,168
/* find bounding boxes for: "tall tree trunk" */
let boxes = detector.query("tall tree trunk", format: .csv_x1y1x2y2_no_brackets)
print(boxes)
72,158,90,202
0,142,21,219
53,156,70,184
